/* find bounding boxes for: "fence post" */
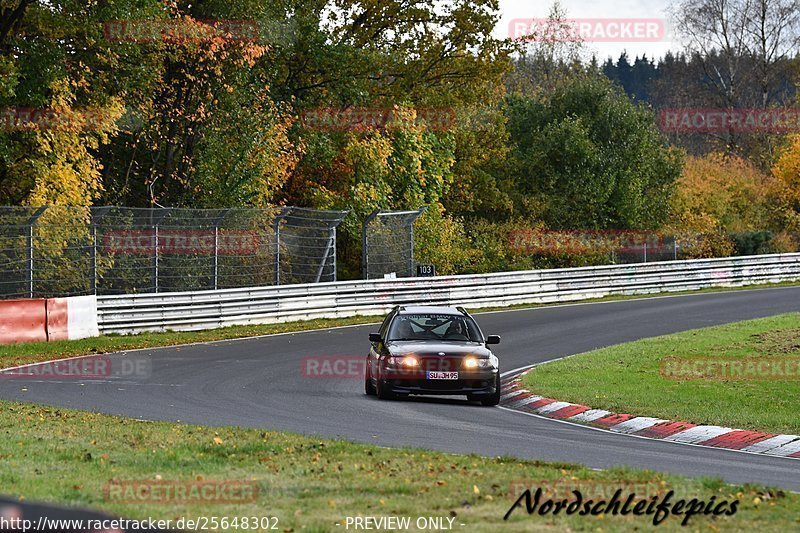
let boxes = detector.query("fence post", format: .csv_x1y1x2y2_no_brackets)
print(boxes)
408,219,414,276
362,209,379,279
153,225,159,292
273,208,290,285
332,226,337,282
674,239,678,260
28,224,33,298
314,227,335,283
90,219,97,295
213,225,218,289
89,207,111,295
643,242,647,263
26,207,47,299
409,206,427,277
27,222,33,298
150,208,170,293
211,209,230,291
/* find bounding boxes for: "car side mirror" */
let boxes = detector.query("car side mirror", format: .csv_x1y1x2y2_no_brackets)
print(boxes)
485,335,501,345
369,332,382,343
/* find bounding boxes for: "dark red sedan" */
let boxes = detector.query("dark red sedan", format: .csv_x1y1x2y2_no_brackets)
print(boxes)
365,306,501,406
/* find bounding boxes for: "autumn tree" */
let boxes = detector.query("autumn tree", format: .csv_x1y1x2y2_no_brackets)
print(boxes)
0,1,131,205
672,152,777,231
670,0,800,162
772,134,800,233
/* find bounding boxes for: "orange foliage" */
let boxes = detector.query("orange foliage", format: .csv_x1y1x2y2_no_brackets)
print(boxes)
772,134,800,232
671,152,778,234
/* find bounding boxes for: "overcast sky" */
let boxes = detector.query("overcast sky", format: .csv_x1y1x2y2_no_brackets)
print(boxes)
495,0,681,62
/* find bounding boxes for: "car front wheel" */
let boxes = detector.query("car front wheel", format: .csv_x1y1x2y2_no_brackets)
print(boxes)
376,378,397,401
365,360,376,396
480,372,501,406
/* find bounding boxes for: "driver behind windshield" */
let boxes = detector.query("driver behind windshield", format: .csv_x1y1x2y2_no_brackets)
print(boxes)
388,315,480,342
393,319,415,340
444,320,468,341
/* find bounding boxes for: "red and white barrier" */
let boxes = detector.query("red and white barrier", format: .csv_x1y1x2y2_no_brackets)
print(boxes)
0,299,48,344
65,295,99,340
0,296,99,344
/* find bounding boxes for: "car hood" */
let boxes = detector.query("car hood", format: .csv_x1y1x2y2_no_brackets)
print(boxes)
386,341,492,358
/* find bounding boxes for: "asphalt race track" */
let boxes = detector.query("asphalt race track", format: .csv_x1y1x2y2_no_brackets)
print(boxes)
2,287,800,491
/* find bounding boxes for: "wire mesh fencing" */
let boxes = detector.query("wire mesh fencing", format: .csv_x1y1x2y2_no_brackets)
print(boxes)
0,206,347,298
611,236,678,264
508,229,680,265
361,207,427,279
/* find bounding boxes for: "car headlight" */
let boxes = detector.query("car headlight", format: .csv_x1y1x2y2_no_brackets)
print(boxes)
387,356,418,367
464,356,495,369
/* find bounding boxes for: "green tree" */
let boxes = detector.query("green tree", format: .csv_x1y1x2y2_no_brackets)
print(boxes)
505,75,683,229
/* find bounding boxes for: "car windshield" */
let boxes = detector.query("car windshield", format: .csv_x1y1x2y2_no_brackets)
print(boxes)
387,314,483,342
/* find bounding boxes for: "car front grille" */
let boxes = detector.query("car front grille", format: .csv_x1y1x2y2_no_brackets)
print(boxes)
392,379,490,391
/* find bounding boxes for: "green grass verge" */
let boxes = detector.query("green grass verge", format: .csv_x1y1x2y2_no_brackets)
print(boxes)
0,316,383,369
523,313,800,435
1,401,798,532
3,281,799,370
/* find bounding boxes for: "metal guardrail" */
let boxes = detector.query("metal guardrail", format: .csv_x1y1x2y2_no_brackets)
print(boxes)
96,253,800,334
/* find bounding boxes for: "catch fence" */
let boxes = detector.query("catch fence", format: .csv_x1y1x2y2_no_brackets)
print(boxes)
362,207,427,279
0,206,347,298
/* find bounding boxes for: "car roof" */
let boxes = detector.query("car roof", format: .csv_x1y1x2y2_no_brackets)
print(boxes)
397,306,464,316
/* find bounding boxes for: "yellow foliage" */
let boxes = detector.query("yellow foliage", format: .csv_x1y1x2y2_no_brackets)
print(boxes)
20,79,124,207
413,204,477,275
772,134,800,232
671,153,776,234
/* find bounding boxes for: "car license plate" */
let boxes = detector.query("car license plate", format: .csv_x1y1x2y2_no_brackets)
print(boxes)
427,371,458,380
